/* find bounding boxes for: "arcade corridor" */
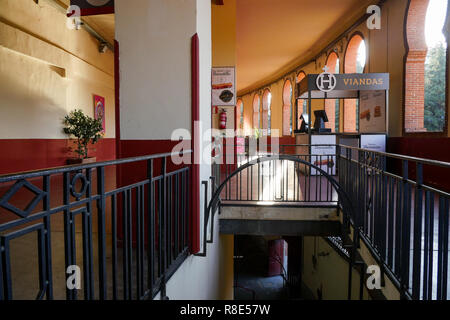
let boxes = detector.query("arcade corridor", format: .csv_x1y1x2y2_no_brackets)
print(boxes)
0,0,449,305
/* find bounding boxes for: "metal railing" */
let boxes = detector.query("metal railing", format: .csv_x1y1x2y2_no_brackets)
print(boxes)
213,150,338,204
338,144,450,300
0,151,192,300
204,154,357,300
212,143,450,300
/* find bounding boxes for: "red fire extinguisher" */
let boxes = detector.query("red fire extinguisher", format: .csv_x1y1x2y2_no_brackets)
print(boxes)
219,110,227,129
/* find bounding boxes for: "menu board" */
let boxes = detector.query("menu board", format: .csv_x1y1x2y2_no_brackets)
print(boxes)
359,90,386,133
212,67,236,106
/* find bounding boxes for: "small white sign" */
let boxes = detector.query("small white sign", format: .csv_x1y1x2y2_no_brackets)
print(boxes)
212,67,236,106
360,134,386,152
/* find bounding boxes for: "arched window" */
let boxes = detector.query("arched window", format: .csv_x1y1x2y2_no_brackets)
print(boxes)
262,89,272,136
405,0,448,133
252,94,261,132
296,72,307,131
344,34,366,132
282,80,292,136
236,99,244,131
325,52,340,133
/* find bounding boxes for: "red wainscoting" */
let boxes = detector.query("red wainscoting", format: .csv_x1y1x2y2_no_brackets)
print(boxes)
116,139,191,247
117,139,185,186
387,137,450,193
0,138,116,175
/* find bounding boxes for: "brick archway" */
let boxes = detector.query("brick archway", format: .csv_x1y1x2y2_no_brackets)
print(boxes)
344,34,366,132
282,80,292,136
253,94,261,130
262,89,271,135
404,0,430,132
236,99,244,131
325,52,339,132
295,72,306,132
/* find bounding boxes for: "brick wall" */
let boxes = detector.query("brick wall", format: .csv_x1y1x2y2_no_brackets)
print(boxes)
344,34,364,132
325,52,339,131
404,0,429,132
282,80,292,135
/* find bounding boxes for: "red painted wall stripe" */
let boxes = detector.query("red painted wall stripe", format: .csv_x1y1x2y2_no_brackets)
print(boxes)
0,138,116,175
388,137,450,193
190,34,200,254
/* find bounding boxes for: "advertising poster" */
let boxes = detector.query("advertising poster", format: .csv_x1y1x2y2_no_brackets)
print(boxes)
94,95,106,133
212,67,236,106
311,135,337,176
359,90,386,133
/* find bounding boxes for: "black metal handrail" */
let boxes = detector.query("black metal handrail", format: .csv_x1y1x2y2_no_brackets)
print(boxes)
337,144,450,300
213,142,449,300
199,155,358,299
0,151,193,300
215,151,339,204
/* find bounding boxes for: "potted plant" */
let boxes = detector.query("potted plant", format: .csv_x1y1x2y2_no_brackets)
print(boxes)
63,109,104,164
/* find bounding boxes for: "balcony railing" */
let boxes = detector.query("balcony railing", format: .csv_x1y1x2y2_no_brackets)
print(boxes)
213,150,338,204
0,151,192,300
338,144,450,300
211,143,450,300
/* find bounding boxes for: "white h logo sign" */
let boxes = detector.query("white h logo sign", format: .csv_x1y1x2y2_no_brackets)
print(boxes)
316,66,337,92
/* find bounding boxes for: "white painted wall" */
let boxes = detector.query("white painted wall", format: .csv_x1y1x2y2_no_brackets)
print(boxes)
116,0,196,140
0,0,115,139
116,0,232,300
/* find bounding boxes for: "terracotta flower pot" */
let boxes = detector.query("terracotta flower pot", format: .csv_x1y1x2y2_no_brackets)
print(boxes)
66,157,97,165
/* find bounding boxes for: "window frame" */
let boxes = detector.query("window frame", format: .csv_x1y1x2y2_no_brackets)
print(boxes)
402,0,449,137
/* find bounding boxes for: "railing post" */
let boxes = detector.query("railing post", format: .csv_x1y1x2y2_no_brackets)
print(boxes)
400,160,411,298
207,176,215,244
194,181,209,257
160,156,168,300
147,159,154,297
96,166,107,300
63,172,76,301
412,163,423,299
43,175,53,300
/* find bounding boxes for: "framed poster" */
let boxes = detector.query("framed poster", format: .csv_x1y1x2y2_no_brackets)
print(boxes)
94,95,106,134
359,90,386,133
212,67,236,106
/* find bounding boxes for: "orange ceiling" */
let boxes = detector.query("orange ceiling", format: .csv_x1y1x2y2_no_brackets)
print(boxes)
237,0,375,95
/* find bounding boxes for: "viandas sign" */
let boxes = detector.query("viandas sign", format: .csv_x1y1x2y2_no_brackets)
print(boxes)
70,0,114,16
309,73,390,92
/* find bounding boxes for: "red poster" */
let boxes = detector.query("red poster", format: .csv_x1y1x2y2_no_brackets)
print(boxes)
94,95,106,134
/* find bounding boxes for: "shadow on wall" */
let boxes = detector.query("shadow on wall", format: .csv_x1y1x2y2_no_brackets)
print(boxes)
0,56,116,174
0,56,68,139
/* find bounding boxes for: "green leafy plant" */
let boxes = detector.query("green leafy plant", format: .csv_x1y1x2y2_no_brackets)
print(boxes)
63,109,103,159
